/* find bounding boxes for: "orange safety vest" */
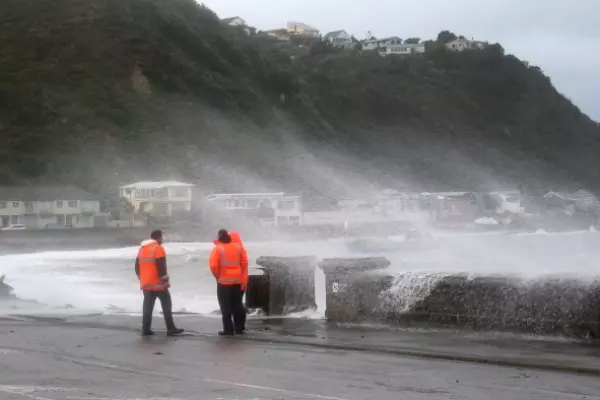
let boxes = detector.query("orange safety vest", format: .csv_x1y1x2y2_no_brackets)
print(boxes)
210,242,244,285
138,240,168,291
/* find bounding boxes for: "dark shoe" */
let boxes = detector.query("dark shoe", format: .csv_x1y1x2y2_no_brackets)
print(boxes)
218,331,234,336
167,328,184,337
142,330,155,336
235,329,246,335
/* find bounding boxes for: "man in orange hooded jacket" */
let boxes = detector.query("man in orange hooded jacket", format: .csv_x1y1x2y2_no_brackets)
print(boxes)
209,229,248,335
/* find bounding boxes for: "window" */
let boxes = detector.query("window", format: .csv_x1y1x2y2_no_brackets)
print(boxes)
68,200,78,208
12,201,19,208
56,201,63,208
228,199,242,208
136,189,149,198
246,199,258,209
0,202,6,209
172,187,189,197
171,203,187,213
289,216,300,226
217,200,227,208
152,188,167,198
10,215,18,224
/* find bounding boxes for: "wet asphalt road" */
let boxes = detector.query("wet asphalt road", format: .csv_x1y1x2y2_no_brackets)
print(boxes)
1,319,600,400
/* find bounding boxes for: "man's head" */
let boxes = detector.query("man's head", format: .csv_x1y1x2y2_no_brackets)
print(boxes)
150,229,163,244
217,229,231,244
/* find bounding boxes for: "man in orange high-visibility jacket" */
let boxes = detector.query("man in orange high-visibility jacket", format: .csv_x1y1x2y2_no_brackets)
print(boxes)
135,230,184,337
210,229,248,335
229,231,248,333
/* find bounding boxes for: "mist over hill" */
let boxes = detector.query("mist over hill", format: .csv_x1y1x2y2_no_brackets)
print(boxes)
1,0,599,200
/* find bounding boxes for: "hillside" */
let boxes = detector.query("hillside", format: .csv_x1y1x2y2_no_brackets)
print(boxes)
1,0,599,200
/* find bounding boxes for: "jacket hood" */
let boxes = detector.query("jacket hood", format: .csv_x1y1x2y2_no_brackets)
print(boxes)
214,231,242,246
140,239,157,247
229,231,242,244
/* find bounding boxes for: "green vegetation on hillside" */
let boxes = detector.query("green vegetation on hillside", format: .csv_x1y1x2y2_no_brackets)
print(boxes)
1,0,599,198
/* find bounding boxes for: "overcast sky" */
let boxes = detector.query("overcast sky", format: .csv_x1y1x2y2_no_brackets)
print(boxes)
202,0,600,122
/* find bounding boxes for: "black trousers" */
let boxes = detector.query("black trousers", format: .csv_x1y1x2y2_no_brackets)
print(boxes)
217,283,246,333
142,289,176,332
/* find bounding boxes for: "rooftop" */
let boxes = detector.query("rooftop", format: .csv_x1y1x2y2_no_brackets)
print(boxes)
120,181,195,189
363,36,401,44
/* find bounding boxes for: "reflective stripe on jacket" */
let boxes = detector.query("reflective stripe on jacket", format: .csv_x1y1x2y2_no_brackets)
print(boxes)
209,241,248,285
137,239,169,291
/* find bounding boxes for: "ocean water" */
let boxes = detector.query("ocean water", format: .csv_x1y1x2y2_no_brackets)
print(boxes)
1,230,600,317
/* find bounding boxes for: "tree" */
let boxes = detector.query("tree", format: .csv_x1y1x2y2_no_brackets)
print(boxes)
437,30,457,43
404,37,421,44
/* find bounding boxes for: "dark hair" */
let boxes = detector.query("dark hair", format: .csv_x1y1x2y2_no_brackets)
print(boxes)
150,230,163,241
218,229,231,243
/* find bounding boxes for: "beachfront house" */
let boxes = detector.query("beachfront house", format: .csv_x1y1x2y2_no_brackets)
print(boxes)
0,186,103,229
119,181,195,217
204,192,302,227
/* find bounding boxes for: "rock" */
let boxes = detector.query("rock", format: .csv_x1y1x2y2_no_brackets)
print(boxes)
0,275,14,297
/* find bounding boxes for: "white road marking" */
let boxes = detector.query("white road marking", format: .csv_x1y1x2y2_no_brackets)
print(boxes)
0,385,74,400
205,379,350,400
66,397,190,400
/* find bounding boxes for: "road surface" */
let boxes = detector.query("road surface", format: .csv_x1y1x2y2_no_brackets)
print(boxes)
1,316,600,400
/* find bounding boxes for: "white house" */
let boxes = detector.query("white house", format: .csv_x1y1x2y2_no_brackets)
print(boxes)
204,192,302,226
287,21,320,37
383,43,426,56
445,38,486,52
362,37,402,51
324,30,353,48
120,181,195,216
222,16,245,27
0,186,103,229
570,189,599,208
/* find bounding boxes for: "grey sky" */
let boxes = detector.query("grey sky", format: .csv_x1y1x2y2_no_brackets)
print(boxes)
202,0,600,122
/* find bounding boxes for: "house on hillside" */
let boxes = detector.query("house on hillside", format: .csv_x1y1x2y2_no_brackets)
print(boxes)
263,28,291,41
0,186,104,229
383,43,426,56
119,181,195,217
222,16,245,27
287,22,320,37
362,37,402,51
445,38,486,51
221,16,252,34
204,192,302,227
324,30,353,48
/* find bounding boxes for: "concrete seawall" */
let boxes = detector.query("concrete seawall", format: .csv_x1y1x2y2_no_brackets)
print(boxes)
318,258,600,339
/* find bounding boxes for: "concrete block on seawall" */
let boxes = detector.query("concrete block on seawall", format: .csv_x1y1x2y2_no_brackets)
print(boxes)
248,256,317,316
322,268,600,339
318,257,392,322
